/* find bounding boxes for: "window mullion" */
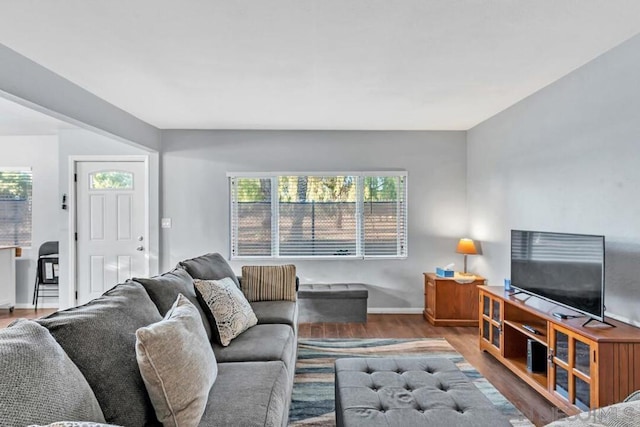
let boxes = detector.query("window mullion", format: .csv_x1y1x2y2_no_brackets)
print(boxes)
271,176,279,257
398,176,407,257
356,176,364,258
229,177,237,258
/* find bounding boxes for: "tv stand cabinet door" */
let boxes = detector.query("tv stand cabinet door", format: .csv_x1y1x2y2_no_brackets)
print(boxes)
479,290,502,357
549,324,597,411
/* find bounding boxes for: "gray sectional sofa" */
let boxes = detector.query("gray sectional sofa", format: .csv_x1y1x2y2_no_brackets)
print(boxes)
0,253,298,427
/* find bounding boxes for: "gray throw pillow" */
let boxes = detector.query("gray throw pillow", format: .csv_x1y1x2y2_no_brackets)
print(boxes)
37,281,163,427
194,277,258,346
136,294,217,427
133,267,213,341
0,319,105,426
179,252,241,288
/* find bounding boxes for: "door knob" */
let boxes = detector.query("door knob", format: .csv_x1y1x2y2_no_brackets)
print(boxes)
138,236,144,241
136,246,144,251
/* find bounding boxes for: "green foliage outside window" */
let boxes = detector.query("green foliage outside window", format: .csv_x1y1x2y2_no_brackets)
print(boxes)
90,171,133,189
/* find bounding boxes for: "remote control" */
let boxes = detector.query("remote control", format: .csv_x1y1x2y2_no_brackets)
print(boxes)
553,312,569,320
522,324,540,335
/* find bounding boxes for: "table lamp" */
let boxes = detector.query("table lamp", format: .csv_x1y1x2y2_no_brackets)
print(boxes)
456,238,477,274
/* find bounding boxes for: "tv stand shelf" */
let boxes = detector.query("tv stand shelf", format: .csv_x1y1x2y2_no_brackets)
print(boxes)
479,286,640,415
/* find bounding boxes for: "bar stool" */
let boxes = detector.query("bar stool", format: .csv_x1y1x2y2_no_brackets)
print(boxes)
32,241,59,309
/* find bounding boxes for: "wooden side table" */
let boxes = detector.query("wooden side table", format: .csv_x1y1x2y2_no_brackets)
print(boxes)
423,272,485,326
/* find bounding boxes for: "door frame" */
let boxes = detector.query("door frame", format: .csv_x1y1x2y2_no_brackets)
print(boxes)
68,155,150,306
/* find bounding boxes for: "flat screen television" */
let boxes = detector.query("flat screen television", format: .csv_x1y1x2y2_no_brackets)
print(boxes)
511,230,605,321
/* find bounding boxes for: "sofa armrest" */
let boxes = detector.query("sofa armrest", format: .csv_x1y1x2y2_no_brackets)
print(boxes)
624,390,640,402
237,276,300,292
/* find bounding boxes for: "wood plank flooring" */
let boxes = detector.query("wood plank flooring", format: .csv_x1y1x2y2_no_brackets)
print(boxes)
2,309,561,425
300,314,562,426
0,308,56,328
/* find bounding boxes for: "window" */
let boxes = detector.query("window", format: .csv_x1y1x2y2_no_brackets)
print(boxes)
0,169,33,247
230,172,407,259
89,171,134,189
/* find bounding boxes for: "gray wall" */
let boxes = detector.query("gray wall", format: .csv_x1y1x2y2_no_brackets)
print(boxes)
467,34,640,325
162,130,468,310
57,129,160,308
0,135,59,306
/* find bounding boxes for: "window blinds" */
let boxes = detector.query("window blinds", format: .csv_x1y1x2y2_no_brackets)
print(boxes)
230,173,407,259
0,169,33,247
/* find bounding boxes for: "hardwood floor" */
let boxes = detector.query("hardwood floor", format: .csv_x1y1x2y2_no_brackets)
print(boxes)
299,314,561,426
0,308,56,328
2,309,559,425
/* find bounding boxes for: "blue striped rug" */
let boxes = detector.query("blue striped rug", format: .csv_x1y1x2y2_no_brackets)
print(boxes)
289,338,533,426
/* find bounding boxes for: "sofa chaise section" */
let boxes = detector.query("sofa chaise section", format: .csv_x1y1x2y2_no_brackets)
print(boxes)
0,252,300,427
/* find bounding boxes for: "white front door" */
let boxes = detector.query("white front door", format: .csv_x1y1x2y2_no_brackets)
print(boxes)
75,160,148,304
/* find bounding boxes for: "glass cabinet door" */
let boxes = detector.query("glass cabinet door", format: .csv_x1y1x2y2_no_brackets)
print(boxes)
479,293,502,355
549,325,595,411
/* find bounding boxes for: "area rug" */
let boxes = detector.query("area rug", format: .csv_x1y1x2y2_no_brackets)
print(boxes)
289,338,534,427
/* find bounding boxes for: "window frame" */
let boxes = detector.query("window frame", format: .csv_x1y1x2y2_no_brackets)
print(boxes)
228,171,408,260
0,167,33,248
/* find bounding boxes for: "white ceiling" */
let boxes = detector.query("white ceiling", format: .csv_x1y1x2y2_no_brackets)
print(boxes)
1,1,640,130
0,97,75,135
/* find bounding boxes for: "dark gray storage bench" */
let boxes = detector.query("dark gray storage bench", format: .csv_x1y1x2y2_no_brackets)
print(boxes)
298,283,368,323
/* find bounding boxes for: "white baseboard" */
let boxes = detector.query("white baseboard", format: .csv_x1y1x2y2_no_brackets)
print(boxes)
14,303,59,309
367,307,423,314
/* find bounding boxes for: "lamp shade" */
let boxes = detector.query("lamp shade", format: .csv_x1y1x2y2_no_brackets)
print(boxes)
456,238,478,255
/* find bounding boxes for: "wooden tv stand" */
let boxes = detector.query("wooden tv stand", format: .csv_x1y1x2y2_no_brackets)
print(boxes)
479,286,640,415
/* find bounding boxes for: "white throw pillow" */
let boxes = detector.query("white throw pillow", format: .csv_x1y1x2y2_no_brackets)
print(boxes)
194,277,258,346
135,294,217,427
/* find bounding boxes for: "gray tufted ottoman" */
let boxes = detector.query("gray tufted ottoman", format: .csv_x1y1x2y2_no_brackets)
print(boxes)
335,357,512,427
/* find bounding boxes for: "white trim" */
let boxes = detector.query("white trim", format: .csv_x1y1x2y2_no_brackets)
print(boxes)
68,155,150,307
227,171,408,178
367,307,423,314
0,166,32,171
231,255,408,261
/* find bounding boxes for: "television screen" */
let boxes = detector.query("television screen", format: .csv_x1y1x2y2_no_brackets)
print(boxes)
511,230,605,320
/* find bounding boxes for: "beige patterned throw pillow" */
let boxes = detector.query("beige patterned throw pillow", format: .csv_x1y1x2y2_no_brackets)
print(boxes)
241,265,297,302
135,294,217,427
194,277,258,346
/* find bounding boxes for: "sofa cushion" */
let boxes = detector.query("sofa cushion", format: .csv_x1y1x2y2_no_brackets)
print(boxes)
250,300,298,328
179,252,240,288
241,265,297,302
199,361,290,427
133,268,212,341
136,294,217,427
212,324,296,374
194,277,258,346
0,319,106,426
38,281,163,427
